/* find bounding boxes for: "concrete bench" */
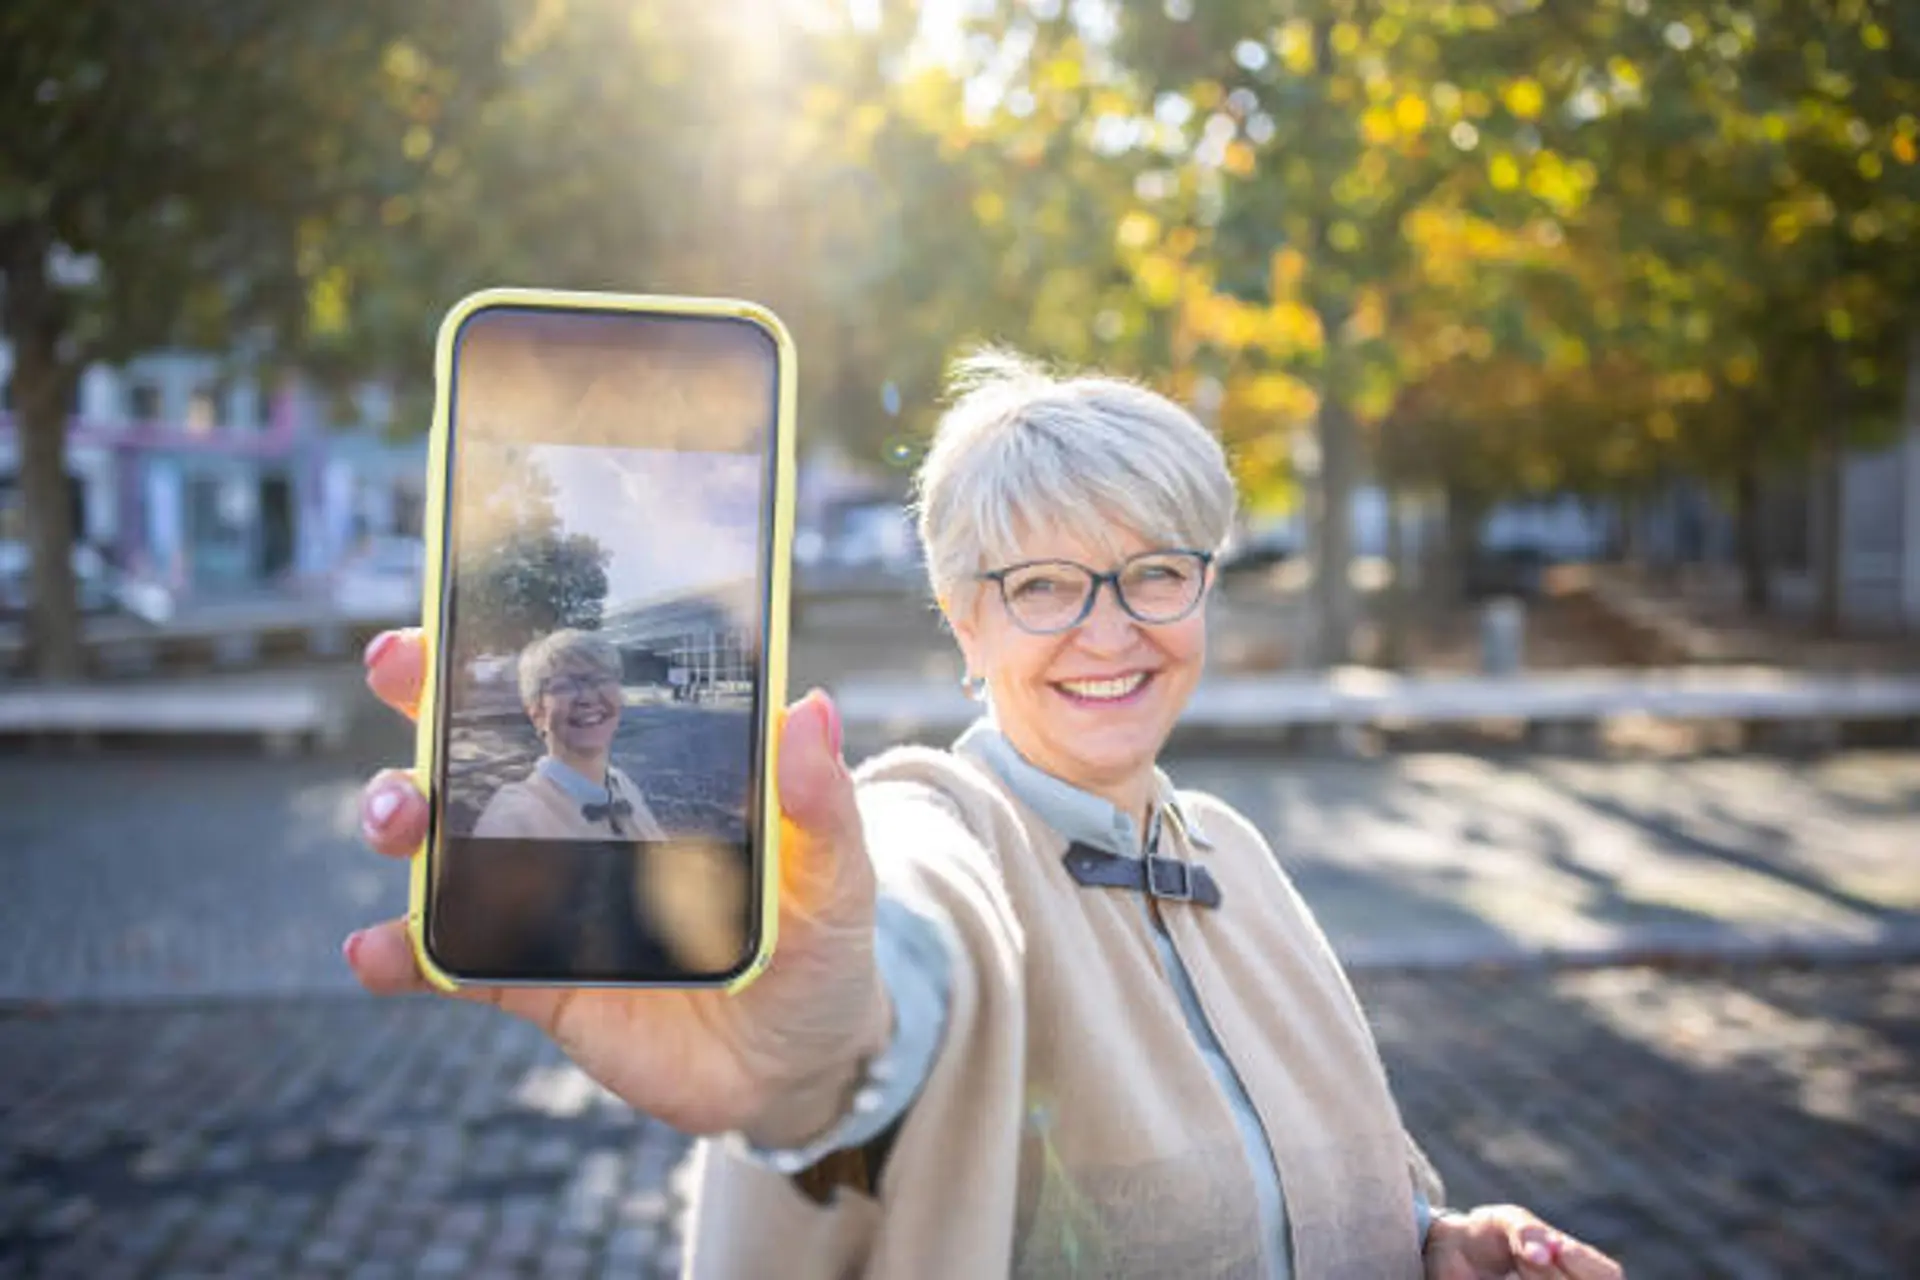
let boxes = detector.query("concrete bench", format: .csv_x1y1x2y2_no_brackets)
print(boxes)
0,604,405,682
0,671,354,755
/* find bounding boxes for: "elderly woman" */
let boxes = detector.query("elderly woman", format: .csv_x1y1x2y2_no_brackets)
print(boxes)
348,352,1624,1280
471,628,666,841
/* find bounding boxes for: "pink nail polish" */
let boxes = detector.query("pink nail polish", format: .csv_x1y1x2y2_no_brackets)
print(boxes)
363,631,398,670
342,931,363,966
366,788,402,829
823,694,843,759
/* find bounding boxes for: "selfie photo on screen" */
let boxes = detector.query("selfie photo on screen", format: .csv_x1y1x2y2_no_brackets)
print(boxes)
443,442,759,846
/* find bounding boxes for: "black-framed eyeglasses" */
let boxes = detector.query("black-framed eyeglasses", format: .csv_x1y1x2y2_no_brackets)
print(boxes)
540,672,621,700
977,549,1215,635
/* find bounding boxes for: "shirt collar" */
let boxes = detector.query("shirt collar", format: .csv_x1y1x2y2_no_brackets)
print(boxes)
535,755,615,805
954,718,1212,857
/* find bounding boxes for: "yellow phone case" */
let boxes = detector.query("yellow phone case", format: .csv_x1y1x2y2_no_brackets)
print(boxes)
406,287,796,995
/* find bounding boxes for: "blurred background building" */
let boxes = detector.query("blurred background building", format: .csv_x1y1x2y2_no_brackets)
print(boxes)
0,340,425,623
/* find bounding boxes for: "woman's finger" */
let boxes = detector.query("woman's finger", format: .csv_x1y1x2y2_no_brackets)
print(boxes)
342,918,529,1014
342,918,437,996
1552,1236,1624,1280
1501,1214,1563,1279
364,629,426,722
360,768,429,858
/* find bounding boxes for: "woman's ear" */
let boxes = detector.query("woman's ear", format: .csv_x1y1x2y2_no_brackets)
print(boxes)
942,593,985,676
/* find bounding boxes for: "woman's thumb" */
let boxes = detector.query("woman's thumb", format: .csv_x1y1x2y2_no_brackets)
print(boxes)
776,690,862,866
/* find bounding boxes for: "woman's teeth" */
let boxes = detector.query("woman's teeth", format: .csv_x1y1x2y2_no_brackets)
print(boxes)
1058,673,1149,701
570,708,609,726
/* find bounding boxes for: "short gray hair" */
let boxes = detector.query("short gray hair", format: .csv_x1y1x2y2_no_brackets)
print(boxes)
911,348,1237,608
518,628,623,708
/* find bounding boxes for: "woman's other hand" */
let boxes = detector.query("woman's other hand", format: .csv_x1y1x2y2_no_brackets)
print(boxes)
1424,1204,1625,1280
349,628,891,1147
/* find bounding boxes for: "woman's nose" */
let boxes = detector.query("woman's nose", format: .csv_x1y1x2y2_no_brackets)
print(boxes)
1074,586,1139,650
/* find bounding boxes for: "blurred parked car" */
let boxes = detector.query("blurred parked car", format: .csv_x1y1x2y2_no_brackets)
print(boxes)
331,536,424,619
1218,526,1301,578
1466,544,1554,600
828,502,920,574
797,500,923,597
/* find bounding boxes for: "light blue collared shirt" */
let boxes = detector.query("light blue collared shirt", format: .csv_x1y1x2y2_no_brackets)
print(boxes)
748,720,1433,1269
535,755,615,805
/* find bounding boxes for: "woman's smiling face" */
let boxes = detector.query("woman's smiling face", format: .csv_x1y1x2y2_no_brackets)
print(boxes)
950,522,1210,813
530,663,623,760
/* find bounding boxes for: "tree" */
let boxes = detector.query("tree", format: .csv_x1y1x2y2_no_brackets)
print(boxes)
454,447,609,661
1501,0,1920,625
1,0,502,677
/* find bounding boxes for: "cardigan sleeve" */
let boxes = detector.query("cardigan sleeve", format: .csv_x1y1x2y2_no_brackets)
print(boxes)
735,894,954,1172
682,759,1030,1280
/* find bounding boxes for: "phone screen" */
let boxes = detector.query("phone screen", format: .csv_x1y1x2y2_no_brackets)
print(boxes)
425,304,778,984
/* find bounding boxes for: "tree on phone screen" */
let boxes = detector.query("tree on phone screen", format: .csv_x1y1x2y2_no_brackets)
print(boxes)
456,446,611,661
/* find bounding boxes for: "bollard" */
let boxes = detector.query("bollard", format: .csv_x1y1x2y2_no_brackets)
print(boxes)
1480,597,1525,675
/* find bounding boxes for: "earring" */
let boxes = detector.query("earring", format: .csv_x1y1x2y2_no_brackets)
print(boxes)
960,673,987,701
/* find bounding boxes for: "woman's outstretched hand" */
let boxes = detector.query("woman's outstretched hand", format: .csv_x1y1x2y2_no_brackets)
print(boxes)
1423,1204,1625,1280
349,629,889,1148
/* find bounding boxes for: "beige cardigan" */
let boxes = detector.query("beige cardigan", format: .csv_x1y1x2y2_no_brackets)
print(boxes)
471,764,667,841
684,742,1438,1279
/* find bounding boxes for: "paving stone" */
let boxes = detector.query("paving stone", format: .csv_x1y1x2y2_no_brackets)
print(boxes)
543,1239,598,1277
417,1241,471,1275
344,1262,405,1280
299,1236,357,1269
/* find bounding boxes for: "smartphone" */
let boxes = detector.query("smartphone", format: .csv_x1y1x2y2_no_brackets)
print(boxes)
407,289,794,990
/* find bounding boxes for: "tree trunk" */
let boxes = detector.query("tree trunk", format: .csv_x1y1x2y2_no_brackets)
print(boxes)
1380,487,1410,669
1814,396,1846,636
1647,480,1681,588
1311,395,1358,667
2,234,85,681
1734,461,1770,615
1441,482,1481,606
1302,13,1357,670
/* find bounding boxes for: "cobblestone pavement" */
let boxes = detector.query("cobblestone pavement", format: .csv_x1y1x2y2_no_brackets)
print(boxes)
3,702,1914,999
1190,749,1920,968
1,964,1914,1278
445,704,752,842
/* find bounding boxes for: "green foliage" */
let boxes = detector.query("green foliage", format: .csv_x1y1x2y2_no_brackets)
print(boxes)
1,0,505,674
455,449,610,660
1,0,503,372
10,0,1920,671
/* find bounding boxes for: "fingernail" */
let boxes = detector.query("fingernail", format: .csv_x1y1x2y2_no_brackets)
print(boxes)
366,787,403,829
821,692,843,759
342,931,363,966
1524,1242,1551,1265
364,630,398,669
